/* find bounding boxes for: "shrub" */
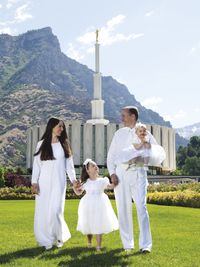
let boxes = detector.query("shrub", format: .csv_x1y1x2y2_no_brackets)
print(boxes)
147,191,200,208
0,168,5,188
4,173,31,187
147,182,200,193
0,187,34,200
0,167,30,188
0,186,115,200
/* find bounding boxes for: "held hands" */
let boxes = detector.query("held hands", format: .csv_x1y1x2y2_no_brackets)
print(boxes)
72,180,83,195
32,183,40,195
110,174,119,186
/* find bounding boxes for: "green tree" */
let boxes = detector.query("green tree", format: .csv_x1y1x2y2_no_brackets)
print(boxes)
190,136,200,148
176,136,200,175
183,156,200,175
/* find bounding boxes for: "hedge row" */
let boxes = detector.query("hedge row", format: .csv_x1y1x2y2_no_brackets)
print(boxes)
147,191,200,208
0,187,200,208
148,182,200,193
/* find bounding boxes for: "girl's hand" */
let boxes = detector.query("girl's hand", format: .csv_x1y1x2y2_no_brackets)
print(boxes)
144,142,151,149
32,183,40,195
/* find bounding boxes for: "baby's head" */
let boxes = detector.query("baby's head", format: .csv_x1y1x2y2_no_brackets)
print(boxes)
135,123,147,138
81,159,99,182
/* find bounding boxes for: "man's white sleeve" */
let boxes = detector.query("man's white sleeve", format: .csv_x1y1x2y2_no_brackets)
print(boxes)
107,133,118,176
114,145,144,165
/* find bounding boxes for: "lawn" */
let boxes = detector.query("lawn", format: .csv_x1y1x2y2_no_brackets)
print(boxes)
0,200,199,267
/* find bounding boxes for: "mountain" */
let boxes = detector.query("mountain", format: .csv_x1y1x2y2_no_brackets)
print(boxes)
0,27,172,166
176,122,200,140
175,133,189,150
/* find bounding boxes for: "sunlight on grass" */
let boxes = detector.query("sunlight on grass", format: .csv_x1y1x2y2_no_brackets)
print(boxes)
0,200,199,267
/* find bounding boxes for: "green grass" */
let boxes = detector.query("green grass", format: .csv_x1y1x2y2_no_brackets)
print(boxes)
0,200,199,267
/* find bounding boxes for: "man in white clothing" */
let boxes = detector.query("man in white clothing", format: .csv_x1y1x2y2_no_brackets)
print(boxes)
107,106,156,253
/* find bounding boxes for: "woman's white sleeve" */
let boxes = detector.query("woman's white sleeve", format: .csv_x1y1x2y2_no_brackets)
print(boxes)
31,142,42,184
66,156,76,183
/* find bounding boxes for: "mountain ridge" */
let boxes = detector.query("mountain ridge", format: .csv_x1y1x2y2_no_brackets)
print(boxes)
176,122,200,140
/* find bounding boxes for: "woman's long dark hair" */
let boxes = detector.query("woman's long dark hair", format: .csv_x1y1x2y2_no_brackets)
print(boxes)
80,163,90,183
34,118,72,161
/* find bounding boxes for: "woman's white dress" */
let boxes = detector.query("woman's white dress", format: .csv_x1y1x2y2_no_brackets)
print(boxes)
77,177,119,235
32,140,76,248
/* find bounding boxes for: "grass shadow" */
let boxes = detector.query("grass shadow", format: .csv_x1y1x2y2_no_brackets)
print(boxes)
41,246,144,267
0,247,44,264
0,246,148,266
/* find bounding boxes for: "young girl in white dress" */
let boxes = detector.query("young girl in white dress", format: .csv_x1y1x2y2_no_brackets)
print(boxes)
32,118,77,250
73,159,119,251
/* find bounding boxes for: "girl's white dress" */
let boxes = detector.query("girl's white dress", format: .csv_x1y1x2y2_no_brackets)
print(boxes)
32,140,76,248
77,177,119,235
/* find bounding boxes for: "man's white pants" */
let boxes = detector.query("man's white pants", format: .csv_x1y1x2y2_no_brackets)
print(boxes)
114,167,152,250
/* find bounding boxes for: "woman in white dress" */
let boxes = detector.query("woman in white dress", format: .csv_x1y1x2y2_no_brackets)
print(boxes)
74,159,119,251
31,118,77,250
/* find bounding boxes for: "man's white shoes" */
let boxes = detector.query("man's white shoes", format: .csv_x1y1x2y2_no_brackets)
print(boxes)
140,247,151,253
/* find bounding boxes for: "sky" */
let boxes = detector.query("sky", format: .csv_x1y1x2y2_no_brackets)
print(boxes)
0,0,200,128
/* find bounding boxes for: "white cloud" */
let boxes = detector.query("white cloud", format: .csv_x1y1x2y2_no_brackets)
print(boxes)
189,47,197,54
141,97,163,111
67,14,144,61
107,14,125,28
0,4,3,9
145,10,155,17
66,43,85,61
174,109,187,119
6,0,21,9
115,77,126,85
0,27,12,34
163,109,187,127
0,1,33,35
0,20,15,27
189,41,200,55
14,3,33,22
194,107,200,113
77,14,144,47
87,46,94,54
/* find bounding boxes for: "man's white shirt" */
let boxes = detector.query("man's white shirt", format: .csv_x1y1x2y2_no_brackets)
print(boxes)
107,126,158,176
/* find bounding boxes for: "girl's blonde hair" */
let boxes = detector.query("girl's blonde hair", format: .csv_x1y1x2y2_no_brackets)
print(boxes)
135,123,147,133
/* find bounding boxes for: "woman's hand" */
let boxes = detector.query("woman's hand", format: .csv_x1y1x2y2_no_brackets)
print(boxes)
72,180,81,189
32,183,40,195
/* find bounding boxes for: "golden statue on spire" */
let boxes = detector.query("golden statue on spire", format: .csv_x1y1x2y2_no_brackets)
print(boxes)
96,29,99,43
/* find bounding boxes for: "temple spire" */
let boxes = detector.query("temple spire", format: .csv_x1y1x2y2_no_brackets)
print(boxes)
87,30,109,125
